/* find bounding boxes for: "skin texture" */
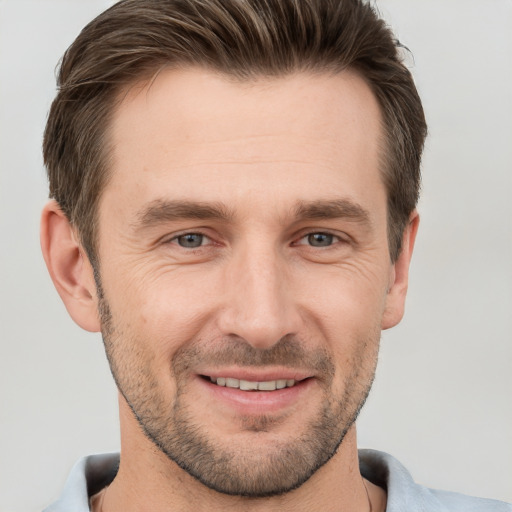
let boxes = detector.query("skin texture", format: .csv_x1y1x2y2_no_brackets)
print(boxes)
41,68,417,512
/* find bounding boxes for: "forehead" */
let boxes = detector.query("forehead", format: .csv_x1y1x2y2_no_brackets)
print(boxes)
105,67,384,218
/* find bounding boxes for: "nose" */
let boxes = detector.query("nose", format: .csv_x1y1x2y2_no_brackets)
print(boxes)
217,243,302,350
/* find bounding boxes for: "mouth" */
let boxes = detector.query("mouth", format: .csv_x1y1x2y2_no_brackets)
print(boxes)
206,376,299,391
197,372,315,415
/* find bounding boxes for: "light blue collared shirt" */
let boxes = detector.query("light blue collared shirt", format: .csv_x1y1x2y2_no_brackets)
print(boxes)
43,449,512,511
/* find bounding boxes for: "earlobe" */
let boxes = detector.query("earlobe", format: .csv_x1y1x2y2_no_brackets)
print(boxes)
381,211,420,330
40,200,101,332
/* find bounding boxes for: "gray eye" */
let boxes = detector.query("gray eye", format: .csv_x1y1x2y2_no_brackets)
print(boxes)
177,234,204,248
307,233,334,247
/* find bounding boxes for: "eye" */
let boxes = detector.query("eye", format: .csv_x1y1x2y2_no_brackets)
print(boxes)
300,232,337,247
173,233,209,248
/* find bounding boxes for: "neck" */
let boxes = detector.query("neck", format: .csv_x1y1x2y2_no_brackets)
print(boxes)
103,399,383,512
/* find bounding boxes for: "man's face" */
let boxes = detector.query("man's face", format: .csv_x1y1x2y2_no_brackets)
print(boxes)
96,68,399,496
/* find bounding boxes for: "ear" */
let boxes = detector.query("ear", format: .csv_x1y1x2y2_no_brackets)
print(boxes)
381,211,420,330
40,200,101,332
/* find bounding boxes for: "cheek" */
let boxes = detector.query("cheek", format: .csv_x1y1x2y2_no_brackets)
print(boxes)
298,262,390,332
104,264,219,356
296,262,387,385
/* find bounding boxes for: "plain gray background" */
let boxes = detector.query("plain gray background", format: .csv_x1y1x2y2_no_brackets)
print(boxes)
0,1,511,510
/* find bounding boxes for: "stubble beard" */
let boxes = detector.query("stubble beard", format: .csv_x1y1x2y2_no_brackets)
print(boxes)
98,292,379,498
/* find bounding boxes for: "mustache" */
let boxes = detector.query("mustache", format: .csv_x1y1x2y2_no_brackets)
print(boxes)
171,334,335,379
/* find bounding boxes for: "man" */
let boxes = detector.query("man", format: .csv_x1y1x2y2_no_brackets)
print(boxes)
40,0,511,511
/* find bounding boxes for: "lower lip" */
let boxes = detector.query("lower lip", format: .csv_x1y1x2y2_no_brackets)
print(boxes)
197,376,314,415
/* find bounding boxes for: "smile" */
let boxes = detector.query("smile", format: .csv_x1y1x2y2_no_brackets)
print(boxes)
209,376,297,391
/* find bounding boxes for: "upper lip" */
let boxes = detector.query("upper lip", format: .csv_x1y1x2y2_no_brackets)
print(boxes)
198,368,313,382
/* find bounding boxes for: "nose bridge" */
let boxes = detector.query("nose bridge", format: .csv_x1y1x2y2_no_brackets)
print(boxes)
219,238,299,349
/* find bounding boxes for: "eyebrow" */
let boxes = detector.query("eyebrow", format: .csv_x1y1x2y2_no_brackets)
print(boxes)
133,197,372,230
293,199,372,226
134,199,234,229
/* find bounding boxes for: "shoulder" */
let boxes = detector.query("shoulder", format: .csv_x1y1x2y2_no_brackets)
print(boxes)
43,453,119,512
430,488,512,512
359,449,512,512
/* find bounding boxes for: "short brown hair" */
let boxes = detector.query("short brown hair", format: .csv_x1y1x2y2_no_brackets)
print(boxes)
43,0,427,265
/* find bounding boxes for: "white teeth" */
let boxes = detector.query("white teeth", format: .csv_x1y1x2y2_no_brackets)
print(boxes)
276,379,287,389
240,379,259,390
257,381,276,391
225,378,239,388
209,377,297,391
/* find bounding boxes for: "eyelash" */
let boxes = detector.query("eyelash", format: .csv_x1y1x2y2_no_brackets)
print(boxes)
295,231,345,248
166,230,346,250
168,232,212,249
